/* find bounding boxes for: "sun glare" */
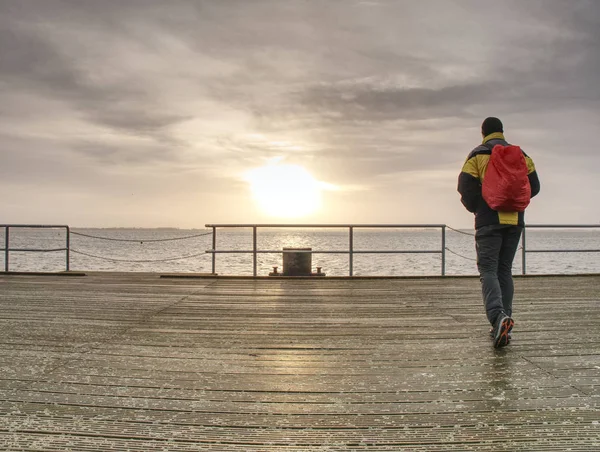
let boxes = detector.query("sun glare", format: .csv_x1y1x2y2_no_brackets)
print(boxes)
245,163,322,218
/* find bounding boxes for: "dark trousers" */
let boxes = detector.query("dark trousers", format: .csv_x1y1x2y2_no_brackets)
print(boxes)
475,224,523,325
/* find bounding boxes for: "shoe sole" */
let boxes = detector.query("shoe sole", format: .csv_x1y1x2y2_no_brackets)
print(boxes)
493,317,514,349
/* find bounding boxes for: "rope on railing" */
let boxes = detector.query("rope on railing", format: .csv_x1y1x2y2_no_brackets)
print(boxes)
446,226,476,237
445,247,477,262
71,249,208,263
70,230,212,242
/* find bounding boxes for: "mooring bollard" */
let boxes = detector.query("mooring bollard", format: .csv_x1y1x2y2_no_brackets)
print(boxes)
268,248,326,276
282,247,312,276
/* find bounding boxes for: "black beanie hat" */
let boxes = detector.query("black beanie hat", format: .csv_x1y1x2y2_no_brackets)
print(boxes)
481,117,503,136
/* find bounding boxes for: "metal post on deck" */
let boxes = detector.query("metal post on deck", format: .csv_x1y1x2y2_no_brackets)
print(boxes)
212,227,216,275
521,227,527,275
253,226,257,277
66,226,70,272
4,226,8,272
349,226,354,277
441,225,446,276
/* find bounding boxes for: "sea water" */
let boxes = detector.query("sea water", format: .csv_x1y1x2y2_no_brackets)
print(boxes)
1,227,599,276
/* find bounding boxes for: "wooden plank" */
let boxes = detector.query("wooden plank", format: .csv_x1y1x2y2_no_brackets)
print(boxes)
0,273,599,450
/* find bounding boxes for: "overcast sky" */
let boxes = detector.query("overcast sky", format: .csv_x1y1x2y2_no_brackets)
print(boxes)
1,0,599,228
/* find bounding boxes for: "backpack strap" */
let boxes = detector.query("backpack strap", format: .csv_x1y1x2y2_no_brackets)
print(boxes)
483,138,512,151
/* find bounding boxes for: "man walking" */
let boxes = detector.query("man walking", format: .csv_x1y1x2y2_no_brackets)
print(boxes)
458,117,540,348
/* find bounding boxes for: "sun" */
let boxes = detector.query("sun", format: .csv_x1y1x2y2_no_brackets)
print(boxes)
245,163,322,218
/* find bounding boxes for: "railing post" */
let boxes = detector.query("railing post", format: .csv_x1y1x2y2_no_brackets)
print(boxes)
4,226,8,272
253,226,257,277
212,227,216,275
66,226,70,271
441,225,446,276
521,227,527,275
349,226,354,277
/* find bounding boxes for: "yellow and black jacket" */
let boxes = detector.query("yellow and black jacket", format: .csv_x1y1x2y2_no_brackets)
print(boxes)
458,132,540,229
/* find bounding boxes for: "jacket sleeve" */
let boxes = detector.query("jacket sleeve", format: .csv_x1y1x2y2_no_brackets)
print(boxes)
524,155,540,198
529,171,540,198
457,156,482,213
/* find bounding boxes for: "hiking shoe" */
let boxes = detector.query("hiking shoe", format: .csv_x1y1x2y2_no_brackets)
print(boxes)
491,315,514,348
490,326,513,342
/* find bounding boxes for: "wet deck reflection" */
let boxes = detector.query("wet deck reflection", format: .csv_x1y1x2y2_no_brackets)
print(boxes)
0,273,598,450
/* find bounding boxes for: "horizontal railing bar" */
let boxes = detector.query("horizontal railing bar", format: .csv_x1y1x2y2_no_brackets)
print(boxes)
206,224,599,229
527,249,600,253
4,248,68,253
205,224,445,228
206,250,441,254
527,224,600,228
337,250,441,254
0,224,69,228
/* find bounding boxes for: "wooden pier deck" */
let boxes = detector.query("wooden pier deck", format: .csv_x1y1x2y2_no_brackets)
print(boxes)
0,273,599,451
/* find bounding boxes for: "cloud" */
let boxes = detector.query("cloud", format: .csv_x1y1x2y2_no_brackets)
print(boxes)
0,0,598,226
299,80,495,122
0,6,192,147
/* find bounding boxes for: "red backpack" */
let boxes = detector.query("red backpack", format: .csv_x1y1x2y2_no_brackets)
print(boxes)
482,144,531,212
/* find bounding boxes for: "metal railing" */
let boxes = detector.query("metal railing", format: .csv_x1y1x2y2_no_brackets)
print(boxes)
205,224,447,277
521,224,600,274
1,223,597,276
1,225,70,272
